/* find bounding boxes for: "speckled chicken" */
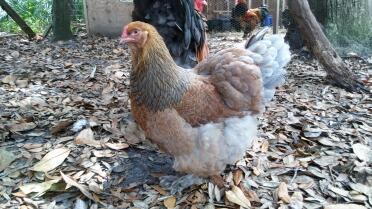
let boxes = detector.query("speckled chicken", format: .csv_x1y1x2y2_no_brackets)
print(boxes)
120,21,290,192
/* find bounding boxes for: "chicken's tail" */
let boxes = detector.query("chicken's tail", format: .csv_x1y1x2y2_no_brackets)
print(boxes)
245,27,291,103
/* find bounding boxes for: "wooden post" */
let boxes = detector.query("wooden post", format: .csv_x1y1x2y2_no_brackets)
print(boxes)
282,0,286,10
52,0,73,41
248,0,252,9
0,0,36,39
288,0,367,93
273,0,280,33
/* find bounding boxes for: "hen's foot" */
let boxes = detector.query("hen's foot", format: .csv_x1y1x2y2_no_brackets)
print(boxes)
160,174,206,195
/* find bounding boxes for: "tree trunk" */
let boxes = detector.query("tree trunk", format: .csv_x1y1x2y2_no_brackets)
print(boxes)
52,0,73,41
0,0,36,39
288,0,367,93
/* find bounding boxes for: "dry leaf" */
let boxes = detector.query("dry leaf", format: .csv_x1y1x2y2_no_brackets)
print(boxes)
92,150,114,158
75,128,101,148
324,204,367,209
233,169,244,185
0,149,16,172
303,125,323,138
19,179,60,196
328,185,350,198
208,183,214,201
187,191,206,204
225,185,251,208
261,140,269,152
1,75,17,84
31,148,70,172
349,183,372,196
278,182,291,204
8,122,36,132
105,142,129,150
245,189,260,202
352,143,372,163
28,147,44,153
164,196,176,209
51,120,73,135
60,172,94,201
214,185,221,202
151,185,168,195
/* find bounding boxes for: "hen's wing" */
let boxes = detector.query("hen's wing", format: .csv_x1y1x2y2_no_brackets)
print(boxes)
132,0,207,68
194,27,291,113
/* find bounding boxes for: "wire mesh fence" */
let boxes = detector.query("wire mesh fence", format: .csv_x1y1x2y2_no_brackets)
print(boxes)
0,0,370,55
203,0,280,34
204,0,371,56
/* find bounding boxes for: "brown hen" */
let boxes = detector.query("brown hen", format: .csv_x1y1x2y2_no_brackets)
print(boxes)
121,21,291,192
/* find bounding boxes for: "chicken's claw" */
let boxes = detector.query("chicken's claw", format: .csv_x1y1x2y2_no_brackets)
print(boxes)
160,174,206,195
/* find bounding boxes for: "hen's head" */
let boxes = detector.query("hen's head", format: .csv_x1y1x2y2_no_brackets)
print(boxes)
120,21,159,50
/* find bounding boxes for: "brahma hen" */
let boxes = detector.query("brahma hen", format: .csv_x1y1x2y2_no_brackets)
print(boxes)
120,21,290,193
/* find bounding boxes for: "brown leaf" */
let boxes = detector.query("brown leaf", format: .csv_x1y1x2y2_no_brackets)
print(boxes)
92,150,114,158
243,188,260,203
225,185,251,208
31,148,70,172
105,142,129,150
19,179,60,196
261,140,269,152
164,196,176,209
233,169,244,185
8,122,36,132
151,185,168,195
60,172,94,201
75,128,101,148
277,182,291,204
51,120,73,135
187,191,206,204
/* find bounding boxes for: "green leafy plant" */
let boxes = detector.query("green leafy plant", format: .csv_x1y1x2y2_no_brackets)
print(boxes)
0,0,84,33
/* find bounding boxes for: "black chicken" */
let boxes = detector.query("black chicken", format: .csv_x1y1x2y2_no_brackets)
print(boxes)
132,0,209,68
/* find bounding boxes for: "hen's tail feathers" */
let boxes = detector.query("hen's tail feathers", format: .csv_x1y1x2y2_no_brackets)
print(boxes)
244,26,270,48
246,28,291,103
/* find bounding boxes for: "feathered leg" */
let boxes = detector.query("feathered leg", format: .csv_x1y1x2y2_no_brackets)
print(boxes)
160,174,206,195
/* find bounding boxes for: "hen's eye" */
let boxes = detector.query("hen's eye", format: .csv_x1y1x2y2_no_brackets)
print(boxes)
133,30,138,34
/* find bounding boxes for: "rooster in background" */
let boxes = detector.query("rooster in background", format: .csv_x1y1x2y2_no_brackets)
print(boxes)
194,0,208,13
132,0,209,68
232,0,270,38
121,21,290,193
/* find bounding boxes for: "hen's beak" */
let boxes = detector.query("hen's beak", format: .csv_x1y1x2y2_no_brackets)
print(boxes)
202,0,207,5
119,25,135,44
120,36,136,44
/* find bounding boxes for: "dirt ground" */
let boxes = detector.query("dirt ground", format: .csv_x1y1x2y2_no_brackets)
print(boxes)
0,31,371,209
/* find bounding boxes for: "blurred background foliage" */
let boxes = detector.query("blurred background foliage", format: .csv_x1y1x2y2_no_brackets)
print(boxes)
321,0,372,56
0,0,370,56
0,0,83,33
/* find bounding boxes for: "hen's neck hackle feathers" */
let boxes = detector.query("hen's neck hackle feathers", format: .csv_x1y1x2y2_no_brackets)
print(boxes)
127,22,190,112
